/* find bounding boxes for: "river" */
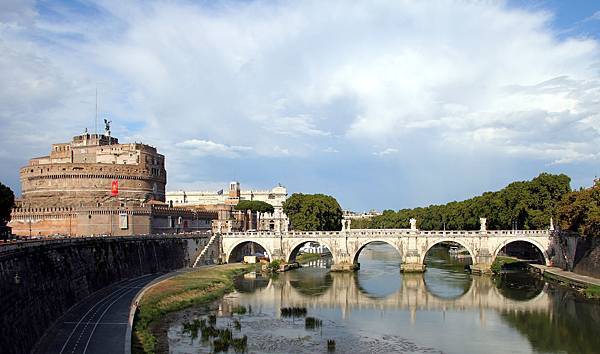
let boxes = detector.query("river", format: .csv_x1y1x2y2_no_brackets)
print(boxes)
166,242,600,354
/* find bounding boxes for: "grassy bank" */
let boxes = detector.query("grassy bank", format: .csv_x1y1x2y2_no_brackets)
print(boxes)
584,285,600,299
491,256,522,273
132,264,253,354
295,253,321,264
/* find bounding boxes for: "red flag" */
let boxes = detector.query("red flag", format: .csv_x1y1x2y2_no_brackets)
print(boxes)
111,180,119,196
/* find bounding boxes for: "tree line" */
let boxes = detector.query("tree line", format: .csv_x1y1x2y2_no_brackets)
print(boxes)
351,173,573,231
556,179,599,237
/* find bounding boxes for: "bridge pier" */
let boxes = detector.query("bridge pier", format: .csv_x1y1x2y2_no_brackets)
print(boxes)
470,263,492,274
401,249,426,273
470,248,493,274
330,262,359,272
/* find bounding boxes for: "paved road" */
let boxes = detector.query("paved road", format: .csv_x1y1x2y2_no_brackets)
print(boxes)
34,274,163,354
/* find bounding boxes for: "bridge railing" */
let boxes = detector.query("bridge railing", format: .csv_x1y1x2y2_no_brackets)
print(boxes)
220,229,552,238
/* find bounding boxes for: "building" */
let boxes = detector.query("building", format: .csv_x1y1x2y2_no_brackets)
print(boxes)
343,209,382,219
9,129,217,237
20,131,166,207
167,182,290,232
166,182,288,208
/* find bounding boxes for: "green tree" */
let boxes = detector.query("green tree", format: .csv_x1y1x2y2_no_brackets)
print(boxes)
0,181,15,226
556,179,600,237
355,173,571,231
234,200,274,214
283,193,343,231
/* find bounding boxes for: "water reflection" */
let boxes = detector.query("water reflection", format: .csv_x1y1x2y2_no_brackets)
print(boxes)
169,243,600,354
493,272,545,301
354,241,402,298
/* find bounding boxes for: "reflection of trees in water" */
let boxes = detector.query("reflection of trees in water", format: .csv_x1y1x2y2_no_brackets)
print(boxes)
287,269,333,296
492,272,544,301
500,287,600,354
233,273,270,293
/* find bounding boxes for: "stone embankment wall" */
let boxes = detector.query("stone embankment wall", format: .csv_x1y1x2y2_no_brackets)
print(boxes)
553,233,600,278
0,235,210,354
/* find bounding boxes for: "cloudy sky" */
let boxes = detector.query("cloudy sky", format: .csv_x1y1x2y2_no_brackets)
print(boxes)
1,0,599,211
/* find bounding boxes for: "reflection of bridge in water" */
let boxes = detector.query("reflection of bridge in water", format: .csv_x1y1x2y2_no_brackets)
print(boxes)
234,271,551,321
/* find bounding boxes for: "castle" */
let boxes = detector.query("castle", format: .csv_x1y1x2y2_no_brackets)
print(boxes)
9,130,217,237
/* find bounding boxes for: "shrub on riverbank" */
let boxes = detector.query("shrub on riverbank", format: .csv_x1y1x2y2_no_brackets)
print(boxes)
584,285,600,299
268,259,282,272
132,264,253,354
491,256,521,273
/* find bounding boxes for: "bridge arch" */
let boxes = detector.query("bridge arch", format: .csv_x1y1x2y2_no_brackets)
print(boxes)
420,239,476,265
225,239,273,263
492,238,550,266
352,239,402,264
286,239,336,264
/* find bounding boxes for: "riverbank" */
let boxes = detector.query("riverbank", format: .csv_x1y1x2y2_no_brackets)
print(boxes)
132,264,253,354
529,264,600,298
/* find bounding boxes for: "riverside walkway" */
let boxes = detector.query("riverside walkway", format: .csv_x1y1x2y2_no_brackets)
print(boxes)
529,264,600,288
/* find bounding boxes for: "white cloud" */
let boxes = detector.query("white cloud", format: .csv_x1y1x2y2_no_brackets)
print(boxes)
176,139,251,158
373,148,399,157
1,0,600,200
265,115,330,137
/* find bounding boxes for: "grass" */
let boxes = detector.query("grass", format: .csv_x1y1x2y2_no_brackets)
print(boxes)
327,339,336,352
491,256,522,274
280,307,307,318
296,253,321,264
231,305,247,315
305,316,323,330
583,285,600,299
132,264,253,354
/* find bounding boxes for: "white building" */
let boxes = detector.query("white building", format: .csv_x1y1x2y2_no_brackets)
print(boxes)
166,182,288,208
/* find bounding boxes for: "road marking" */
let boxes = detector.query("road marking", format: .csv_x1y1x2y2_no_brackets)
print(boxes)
64,322,128,325
59,274,154,354
82,287,139,353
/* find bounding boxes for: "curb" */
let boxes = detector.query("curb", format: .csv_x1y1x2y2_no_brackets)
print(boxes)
124,269,191,354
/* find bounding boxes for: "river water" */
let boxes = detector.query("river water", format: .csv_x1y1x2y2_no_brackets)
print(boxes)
167,243,600,354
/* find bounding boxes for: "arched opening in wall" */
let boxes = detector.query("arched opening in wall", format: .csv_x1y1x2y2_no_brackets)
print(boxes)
227,241,270,263
288,241,333,268
422,241,473,299
495,240,546,270
423,241,473,271
354,241,402,298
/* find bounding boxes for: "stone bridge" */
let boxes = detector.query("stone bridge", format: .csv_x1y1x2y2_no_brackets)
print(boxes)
219,219,556,272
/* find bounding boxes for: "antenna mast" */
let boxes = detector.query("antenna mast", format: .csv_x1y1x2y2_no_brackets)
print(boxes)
95,86,98,135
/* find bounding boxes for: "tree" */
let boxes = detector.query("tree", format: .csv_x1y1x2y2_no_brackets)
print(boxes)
234,200,274,214
282,193,343,231
556,179,600,237
354,173,571,231
0,181,15,226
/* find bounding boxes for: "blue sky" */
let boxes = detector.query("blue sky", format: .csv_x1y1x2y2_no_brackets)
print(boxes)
0,0,599,211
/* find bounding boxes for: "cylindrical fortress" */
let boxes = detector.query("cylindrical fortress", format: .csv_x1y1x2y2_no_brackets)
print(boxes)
19,133,167,208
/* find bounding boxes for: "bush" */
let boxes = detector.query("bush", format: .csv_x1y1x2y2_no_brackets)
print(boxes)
268,259,282,272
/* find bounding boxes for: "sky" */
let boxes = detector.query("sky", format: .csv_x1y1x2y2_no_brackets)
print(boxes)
0,0,599,212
